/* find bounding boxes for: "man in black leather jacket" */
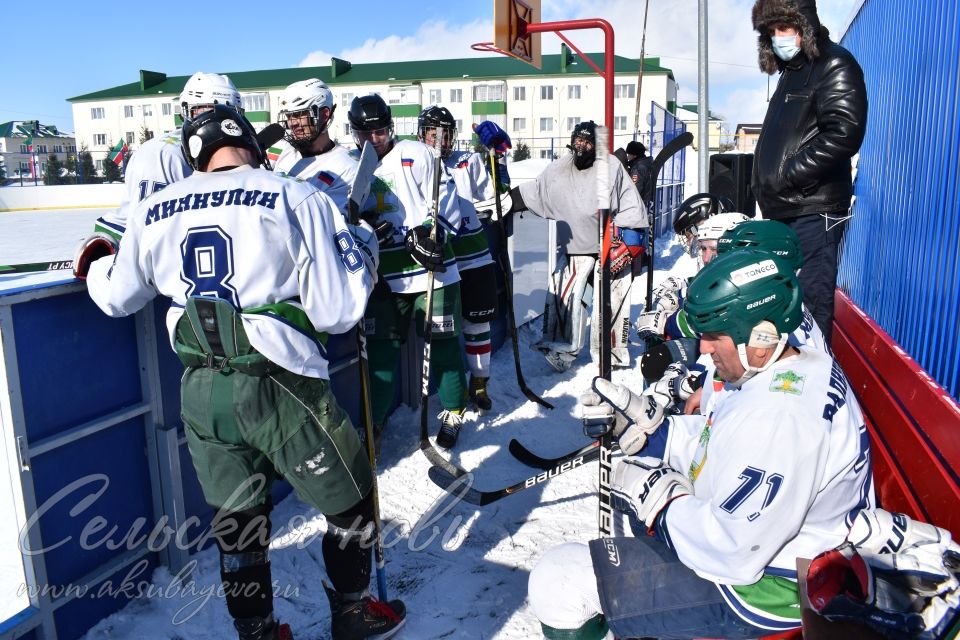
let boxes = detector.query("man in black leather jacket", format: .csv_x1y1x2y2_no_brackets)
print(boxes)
751,0,867,344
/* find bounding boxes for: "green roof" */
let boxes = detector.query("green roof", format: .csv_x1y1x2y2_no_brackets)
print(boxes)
678,103,722,120
68,53,673,102
0,121,70,138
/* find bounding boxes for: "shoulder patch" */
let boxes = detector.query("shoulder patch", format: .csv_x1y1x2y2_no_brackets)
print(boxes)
769,369,806,395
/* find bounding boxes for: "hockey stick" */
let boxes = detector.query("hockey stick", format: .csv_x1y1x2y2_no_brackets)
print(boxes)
595,127,614,537
348,141,389,601
0,260,74,275
509,438,603,470
427,443,601,506
645,131,694,310
418,132,470,479
486,149,553,410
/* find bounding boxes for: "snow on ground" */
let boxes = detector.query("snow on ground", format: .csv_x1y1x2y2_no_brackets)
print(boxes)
76,235,696,640
0,208,107,266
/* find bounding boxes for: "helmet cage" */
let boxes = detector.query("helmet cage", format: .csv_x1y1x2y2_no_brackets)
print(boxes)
278,103,335,149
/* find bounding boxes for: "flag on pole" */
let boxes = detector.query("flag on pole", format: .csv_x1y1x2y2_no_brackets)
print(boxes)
25,133,35,180
108,139,129,166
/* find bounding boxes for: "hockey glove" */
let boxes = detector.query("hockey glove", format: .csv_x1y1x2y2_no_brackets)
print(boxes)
639,337,701,383
73,232,119,281
651,363,703,406
653,276,686,300
608,228,646,276
655,289,682,314
847,509,960,577
473,191,513,222
473,121,512,154
610,456,693,528
579,377,668,455
635,309,669,341
405,224,446,272
346,220,380,277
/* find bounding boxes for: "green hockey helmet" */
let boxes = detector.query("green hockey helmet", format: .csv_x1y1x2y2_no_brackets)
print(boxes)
717,220,804,271
684,249,803,346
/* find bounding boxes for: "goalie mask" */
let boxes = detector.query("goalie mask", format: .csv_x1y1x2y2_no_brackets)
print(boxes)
685,249,802,385
277,78,335,150
348,94,394,157
417,105,457,158
181,105,264,171
569,120,597,170
717,219,804,272
177,72,243,121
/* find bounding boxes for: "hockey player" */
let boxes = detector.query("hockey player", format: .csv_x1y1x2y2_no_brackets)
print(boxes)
271,78,356,213
417,106,503,411
349,95,469,448
79,106,405,640
530,249,874,639
499,120,646,372
91,72,242,241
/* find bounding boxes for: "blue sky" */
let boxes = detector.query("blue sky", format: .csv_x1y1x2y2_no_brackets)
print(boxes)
4,0,858,135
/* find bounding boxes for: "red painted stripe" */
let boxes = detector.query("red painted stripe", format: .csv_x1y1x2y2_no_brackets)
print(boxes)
465,344,492,355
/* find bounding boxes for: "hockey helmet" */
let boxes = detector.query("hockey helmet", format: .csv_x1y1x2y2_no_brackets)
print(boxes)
277,78,335,147
180,104,264,171
417,105,457,158
672,192,737,236
696,212,751,242
684,249,803,347
717,220,804,272
569,120,597,169
348,94,393,132
178,72,242,120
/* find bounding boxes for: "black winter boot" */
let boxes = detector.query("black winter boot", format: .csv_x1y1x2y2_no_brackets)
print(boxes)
324,582,406,640
233,613,293,640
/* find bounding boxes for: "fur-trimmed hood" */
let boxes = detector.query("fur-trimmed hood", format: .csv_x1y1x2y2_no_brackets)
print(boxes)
752,0,828,74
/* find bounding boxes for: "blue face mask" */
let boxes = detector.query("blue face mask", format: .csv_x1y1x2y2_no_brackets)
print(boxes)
772,34,801,61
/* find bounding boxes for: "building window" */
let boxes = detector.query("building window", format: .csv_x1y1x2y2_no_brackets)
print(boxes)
539,150,553,159
429,89,442,104
95,160,104,172
126,132,135,144
53,145,63,153
539,118,553,132
20,162,30,172
394,116,418,137
344,123,352,137
341,92,354,107
513,86,526,101
614,83,636,99
142,104,153,117
449,89,462,103
36,145,47,153
162,103,172,116
614,116,627,131
388,85,421,105
540,85,554,100
566,117,581,131
91,107,105,120
472,83,505,102
512,117,526,130
568,85,581,99
123,105,134,118
242,93,267,112
19,145,28,153
93,133,107,146
455,119,463,133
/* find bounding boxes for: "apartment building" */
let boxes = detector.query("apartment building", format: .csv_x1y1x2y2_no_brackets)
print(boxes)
68,47,676,161
0,120,76,179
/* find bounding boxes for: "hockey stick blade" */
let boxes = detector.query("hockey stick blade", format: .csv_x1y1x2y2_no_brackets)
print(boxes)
419,438,470,479
651,131,694,179
0,260,74,275
508,438,603,470
427,444,601,506
256,124,285,151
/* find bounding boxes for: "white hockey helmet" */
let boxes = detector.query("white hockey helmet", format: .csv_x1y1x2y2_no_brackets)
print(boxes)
178,72,243,120
696,212,751,242
277,79,335,147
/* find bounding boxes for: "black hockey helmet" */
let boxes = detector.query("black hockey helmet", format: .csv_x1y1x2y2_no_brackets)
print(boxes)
569,120,597,147
348,94,393,132
672,192,737,235
418,105,457,158
181,104,264,171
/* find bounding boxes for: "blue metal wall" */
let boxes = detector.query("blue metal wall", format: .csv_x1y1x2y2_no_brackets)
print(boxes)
840,0,960,400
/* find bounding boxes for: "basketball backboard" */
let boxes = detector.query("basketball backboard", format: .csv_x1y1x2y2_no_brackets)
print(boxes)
493,0,542,69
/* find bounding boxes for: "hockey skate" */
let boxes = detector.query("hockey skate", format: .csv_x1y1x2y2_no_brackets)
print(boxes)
324,582,405,640
234,613,293,640
436,408,466,449
468,375,492,412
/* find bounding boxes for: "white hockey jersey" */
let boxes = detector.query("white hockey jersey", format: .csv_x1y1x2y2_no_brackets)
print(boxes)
445,150,494,272
95,132,191,238
660,347,874,629
272,141,357,215
86,166,377,379
355,139,462,294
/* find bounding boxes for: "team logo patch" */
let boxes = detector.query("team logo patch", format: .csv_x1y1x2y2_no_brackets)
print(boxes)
430,315,455,334
730,259,778,286
221,119,243,137
770,369,806,395
602,537,620,567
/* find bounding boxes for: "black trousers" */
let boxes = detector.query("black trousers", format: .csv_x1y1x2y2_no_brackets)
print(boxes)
782,212,848,346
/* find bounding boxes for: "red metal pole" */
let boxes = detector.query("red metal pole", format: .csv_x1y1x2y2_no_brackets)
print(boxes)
522,19,615,153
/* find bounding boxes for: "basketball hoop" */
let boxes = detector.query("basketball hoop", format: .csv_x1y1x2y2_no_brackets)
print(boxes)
471,42,513,56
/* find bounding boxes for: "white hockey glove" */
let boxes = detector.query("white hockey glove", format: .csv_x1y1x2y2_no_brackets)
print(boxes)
610,456,693,527
473,192,513,221
652,277,685,300
635,309,669,341
654,289,682,314
650,363,702,406
73,232,119,281
579,377,668,455
346,220,380,277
